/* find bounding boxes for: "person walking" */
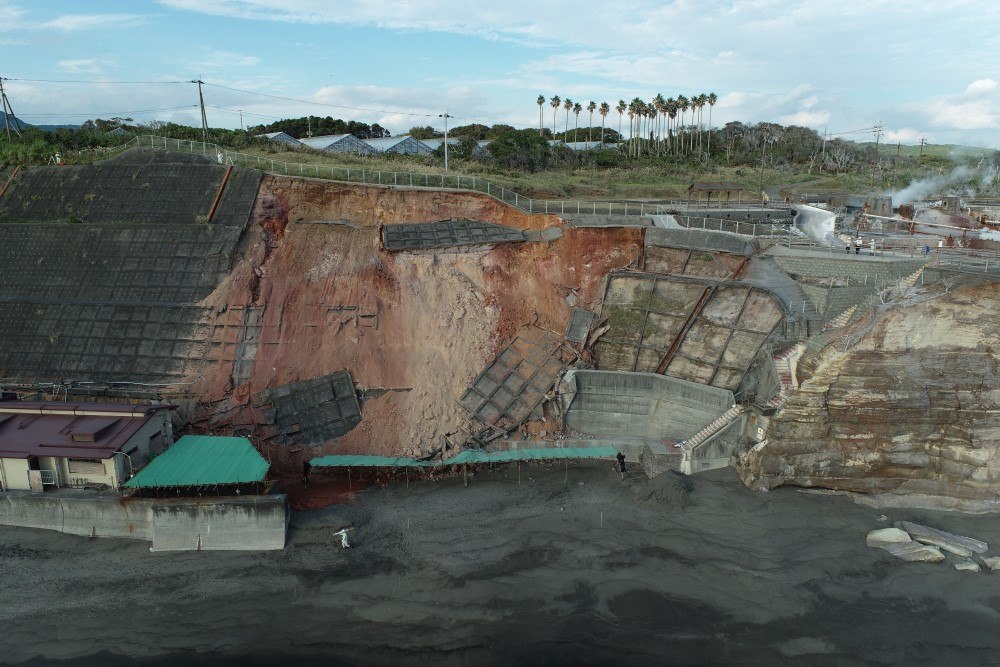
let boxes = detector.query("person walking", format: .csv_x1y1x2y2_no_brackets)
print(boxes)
302,460,312,489
616,452,627,481
855,236,863,254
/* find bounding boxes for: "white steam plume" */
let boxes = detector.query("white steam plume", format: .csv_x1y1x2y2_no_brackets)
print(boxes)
891,165,976,206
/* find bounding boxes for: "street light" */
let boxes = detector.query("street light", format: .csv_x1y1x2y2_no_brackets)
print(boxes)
439,112,452,172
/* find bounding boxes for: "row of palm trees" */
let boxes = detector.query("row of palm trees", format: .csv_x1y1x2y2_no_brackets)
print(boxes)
535,93,718,158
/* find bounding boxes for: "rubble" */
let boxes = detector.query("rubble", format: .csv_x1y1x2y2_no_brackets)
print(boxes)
895,521,988,556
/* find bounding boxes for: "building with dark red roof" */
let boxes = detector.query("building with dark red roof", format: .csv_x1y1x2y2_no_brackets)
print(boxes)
0,402,174,492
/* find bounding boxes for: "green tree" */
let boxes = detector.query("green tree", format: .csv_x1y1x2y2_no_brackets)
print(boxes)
550,95,561,136
486,128,551,172
537,95,545,136
706,92,718,156
408,126,438,139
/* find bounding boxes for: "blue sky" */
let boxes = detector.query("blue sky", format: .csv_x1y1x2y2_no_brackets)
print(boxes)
3,0,999,147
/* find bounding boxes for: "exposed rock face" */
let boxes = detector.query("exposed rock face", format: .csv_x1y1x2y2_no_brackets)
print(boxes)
954,558,981,572
740,283,1000,511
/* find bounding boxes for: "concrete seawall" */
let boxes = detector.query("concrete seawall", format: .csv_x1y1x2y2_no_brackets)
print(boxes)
0,492,286,551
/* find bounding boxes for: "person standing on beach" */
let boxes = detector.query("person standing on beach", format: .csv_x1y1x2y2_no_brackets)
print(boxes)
302,460,312,488
616,452,627,481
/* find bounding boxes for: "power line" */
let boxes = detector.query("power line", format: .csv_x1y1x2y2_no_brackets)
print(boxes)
6,78,187,84
201,81,438,119
17,105,198,118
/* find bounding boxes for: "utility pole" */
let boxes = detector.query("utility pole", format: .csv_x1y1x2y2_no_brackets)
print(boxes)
239,110,244,131
191,79,209,146
821,126,827,159
919,135,926,158
439,112,452,172
307,116,312,138
871,122,883,181
0,77,23,141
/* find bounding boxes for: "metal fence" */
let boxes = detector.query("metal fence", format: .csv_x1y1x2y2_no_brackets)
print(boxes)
123,135,788,234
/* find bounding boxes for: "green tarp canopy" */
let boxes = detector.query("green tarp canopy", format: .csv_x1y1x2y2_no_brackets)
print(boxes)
311,446,619,469
125,435,270,488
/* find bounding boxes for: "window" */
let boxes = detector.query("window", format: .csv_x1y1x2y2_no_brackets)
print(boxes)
67,458,104,475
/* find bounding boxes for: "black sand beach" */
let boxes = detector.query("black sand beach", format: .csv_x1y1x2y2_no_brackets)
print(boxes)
4,465,1000,666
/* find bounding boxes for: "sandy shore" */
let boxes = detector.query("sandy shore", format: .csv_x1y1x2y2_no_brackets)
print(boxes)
3,465,1000,666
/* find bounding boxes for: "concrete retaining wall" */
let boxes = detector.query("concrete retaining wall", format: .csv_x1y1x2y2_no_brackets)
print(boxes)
563,370,733,441
772,255,925,284
0,493,154,540
151,496,287,552
0,492,286,551
680,417,745,475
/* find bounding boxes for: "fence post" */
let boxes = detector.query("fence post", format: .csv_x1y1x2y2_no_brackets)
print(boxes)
624,203,628,216
577,201,580,214
640,204,644,216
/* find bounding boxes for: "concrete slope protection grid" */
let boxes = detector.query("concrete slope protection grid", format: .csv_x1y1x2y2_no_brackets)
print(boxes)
0,149,261,385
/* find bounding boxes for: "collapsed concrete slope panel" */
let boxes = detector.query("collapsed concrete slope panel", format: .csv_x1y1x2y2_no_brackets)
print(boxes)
460,325,567,433
255,371,362,446
383,219,527,250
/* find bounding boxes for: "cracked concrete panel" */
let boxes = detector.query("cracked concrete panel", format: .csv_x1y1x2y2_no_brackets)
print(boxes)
676,320,730,366
701,287,750,327
666,355,717,385
643,246,689,275
738,291,785,333
721,330,769,369
566,308,594,343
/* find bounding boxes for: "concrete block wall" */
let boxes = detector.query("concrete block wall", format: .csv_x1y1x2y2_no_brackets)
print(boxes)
772,256,926,285
0,493,155,540
0,493,287,550
150,496,287,552
564,370,734,441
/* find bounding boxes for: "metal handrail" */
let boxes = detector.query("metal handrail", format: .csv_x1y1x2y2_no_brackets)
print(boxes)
124,134,791,233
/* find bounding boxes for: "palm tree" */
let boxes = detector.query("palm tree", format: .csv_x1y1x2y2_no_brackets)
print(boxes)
654,94,667,155
599,101,610,146
627,100,636,157
667,98,678,154
537,95,545,136
677,95,689,154
587,101,596,143
550,96,561,137
706,92,718,156
573,102,582,143
616,100,626,147
563,98,573,141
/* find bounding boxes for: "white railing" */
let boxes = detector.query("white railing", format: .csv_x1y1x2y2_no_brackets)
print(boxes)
121,134,792,235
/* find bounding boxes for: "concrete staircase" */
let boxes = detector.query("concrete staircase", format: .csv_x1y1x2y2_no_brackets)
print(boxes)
821,305,857,332
767,342,806,409
681,404,744,453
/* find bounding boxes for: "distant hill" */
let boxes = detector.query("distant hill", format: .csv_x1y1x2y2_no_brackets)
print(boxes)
0,115,81,132
0,115,31,131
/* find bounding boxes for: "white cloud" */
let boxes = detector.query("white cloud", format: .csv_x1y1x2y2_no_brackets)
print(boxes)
966,79,998,96
0,2,27,31
778,109,831,127
37,13,147,31
883,127,921,143
926,100,998,130
57,59,112,74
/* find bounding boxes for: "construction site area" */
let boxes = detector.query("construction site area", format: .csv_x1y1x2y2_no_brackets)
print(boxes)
2,138,1000,665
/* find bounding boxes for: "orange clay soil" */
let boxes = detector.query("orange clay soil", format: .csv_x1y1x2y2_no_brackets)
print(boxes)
189,175,642,461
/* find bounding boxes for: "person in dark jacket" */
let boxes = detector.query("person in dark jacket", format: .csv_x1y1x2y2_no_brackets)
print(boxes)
302,460,312,488
616,452,627,481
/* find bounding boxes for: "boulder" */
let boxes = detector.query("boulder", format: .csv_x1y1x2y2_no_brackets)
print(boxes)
895,521,987,556
982,556,1000,572
866,527,911,547
877,541,945,563
954,558,981,573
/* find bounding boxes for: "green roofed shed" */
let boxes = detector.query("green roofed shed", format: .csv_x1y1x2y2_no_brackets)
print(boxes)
125,435,269,488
